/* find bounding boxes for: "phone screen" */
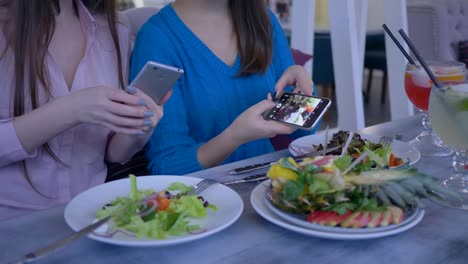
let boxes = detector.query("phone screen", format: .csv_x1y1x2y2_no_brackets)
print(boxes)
265,92,331,130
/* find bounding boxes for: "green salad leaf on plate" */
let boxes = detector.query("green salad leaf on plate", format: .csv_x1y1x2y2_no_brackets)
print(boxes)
96,175,217,239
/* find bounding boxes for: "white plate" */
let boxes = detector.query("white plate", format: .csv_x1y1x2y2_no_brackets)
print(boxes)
289,133,421,165
65,176,244,247
264,194,423,234
250,181,424,240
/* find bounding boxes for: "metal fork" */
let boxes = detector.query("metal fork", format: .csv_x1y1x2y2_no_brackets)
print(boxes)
187,179,217,196
379,135,394,146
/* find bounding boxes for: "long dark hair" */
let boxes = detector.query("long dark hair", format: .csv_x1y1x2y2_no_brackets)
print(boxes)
229,0,272,75
0,0,125,195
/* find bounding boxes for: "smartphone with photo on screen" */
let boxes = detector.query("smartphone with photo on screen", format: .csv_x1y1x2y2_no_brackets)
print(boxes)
263,92,332,130
130,61,184,104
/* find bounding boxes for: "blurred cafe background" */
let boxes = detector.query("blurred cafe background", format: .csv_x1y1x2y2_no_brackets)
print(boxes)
118,0,468,131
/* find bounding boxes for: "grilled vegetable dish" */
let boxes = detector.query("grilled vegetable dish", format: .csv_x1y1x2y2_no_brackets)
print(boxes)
266,152,458,228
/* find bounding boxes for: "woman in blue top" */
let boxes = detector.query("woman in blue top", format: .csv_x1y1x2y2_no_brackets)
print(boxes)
130,0,316,175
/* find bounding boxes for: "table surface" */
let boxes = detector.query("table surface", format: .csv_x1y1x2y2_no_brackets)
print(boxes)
2,114,467,264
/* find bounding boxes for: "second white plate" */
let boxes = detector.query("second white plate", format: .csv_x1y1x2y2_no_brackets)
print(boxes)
250,181,424,240
288,133,421,165
264,193,423,234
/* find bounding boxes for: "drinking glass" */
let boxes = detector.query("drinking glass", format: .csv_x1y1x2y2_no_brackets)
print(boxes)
428,81,468,209
404,61,466,156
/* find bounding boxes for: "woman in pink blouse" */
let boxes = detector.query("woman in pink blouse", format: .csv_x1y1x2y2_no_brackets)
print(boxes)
0,0,169,220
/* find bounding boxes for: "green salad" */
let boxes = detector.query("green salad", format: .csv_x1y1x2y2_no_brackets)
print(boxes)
96,175,217,239
314,131,405,169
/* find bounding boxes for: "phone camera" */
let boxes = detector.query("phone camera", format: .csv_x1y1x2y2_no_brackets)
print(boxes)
153,67,158,70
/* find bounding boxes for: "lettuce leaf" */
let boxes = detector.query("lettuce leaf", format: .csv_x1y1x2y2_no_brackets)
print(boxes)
96,177,216,239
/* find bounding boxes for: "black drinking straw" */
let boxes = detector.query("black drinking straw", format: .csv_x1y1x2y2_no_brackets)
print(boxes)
382,24,416,65
398,29,442,88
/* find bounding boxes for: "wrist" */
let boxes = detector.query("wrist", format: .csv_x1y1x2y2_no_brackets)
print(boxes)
223,125,247,147
53,95,81,128
116,131,151,146
134,131,152,145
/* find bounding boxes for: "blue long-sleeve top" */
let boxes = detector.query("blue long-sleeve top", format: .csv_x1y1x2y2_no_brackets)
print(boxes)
130,5,315,175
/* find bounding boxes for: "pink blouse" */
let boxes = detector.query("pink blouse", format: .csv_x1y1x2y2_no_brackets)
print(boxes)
0,1,130,220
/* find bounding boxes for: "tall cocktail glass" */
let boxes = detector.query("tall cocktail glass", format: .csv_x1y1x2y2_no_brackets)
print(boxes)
428,81,468,209
404,61,466,156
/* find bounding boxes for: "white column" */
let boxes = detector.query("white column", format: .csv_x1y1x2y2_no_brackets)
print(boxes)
290,0,315,74
328,0,367,131
384,0,414,119
356,0,368,69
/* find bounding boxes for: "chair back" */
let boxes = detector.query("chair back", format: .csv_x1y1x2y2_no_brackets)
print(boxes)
408,0,468,61
121,7,159,41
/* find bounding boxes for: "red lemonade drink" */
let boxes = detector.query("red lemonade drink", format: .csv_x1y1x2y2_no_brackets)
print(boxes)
405,62,465,111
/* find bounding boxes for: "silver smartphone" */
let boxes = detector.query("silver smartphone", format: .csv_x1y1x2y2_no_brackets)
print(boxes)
263,92,332,130
130,61,184,104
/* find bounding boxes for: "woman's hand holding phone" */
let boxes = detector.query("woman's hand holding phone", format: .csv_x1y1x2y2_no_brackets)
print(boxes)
263,92,331,130
227,97,297,145
125,85,172,134
69,86,168,135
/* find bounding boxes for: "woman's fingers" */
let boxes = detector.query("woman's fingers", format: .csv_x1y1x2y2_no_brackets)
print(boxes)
98,87,165,133
108,101,151,118
295,76,313,95
255,100,277,113
124,87,165,126
266,124,296,137
267,92,273,101
275,65,313,96
99,121,145,135
110,89,148,107
101,111,153,128
257,100,296,132
256,100,297,134
158,89,173,105
275,69,297,93
129,87,162,110
273,124,296,134
123,86,164,115
293,87,302,94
